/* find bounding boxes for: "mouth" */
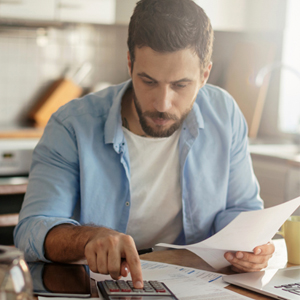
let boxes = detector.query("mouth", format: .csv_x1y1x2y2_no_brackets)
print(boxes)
149,117,172,126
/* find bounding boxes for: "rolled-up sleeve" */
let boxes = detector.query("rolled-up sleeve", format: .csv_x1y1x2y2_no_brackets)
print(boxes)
14,114,80,262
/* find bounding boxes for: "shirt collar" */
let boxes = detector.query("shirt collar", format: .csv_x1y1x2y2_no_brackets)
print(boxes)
104,79,132,146
182,91,205,139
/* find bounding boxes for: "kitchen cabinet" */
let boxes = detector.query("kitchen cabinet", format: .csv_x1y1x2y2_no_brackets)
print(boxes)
0,179,27,245
194,0,247,32
0,138,38,176
115,0,286,30
0,0,286,29
194,0,286,31
56,0,116,24
250,144,300,212
0,0,56,21
0,0,118,25
115,0,136,25
251,155,288,208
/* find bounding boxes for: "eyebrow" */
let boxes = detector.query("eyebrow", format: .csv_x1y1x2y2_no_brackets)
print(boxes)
137,72,193,84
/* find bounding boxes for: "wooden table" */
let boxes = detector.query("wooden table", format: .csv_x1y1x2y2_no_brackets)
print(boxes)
89,239,292,300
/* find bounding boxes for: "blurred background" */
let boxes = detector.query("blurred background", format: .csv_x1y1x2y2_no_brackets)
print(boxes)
0,0,299,244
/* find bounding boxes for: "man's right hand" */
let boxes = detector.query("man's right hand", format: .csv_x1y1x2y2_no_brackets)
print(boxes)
44,224,143,289
84,227,143,288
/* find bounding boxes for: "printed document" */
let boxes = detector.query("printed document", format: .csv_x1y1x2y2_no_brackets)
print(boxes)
90,260,251,299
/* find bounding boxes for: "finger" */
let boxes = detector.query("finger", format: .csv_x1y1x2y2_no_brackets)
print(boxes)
231,262,268,272
235,251,271,264
107,246,122,280
120,260,130,278
126,252,143,288
253,241,275,256
225,250,272,264
84,243,99,273
224,252,271,272
122,237,143,289
96,247,109,275
230,258,269,272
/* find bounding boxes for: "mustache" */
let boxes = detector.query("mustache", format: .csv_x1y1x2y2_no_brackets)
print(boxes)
143,111,179,121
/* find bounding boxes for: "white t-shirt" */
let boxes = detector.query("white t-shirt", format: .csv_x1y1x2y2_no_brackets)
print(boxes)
123,127,183,249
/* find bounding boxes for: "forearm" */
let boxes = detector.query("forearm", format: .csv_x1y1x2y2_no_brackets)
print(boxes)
44,224,100,262
44,222,143,287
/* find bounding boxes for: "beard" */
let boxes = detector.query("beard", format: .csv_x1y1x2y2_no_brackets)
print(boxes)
132,89,192,138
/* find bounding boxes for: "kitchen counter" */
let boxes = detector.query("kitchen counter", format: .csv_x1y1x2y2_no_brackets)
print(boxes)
249,144,300,167
0,128,43,139
0,138,40,177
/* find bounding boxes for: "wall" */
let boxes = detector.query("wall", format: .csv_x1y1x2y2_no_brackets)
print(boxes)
209,30,285,139
0,4,286,139
195,0,287,32
0,24,129,127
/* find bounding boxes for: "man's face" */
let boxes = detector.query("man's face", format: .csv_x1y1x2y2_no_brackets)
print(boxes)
128,46,211,137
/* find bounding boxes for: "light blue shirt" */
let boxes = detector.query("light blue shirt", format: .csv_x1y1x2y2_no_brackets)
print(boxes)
14,80,263,262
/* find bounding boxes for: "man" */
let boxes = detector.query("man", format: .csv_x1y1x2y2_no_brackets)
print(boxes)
14,0,274,289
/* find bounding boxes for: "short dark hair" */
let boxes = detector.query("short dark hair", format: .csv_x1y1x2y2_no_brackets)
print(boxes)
127,0,214,73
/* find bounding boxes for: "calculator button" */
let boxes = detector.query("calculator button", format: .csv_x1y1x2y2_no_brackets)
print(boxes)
127,281,134,288
143,281,152,287
149,281,167,292
116,280,132,292
105,280,120,292
143,282,156,292
132,289,145,293
144,286,155,291
144,288,156,292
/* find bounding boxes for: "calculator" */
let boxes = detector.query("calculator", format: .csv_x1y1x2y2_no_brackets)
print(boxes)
97,280,178,300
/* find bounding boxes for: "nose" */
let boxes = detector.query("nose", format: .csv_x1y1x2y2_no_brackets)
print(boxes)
153,86,173,112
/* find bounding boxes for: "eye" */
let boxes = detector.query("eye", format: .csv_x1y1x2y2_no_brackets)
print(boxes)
143,79,156,86
173,83,187,89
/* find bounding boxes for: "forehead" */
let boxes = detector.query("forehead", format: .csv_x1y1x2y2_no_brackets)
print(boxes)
133,46,201,82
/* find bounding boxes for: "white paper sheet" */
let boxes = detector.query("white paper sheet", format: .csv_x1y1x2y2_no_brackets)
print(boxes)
90,260,251,299
157,196,300,269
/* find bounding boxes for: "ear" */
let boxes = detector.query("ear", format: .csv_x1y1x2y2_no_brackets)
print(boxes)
202,62,212,85
127,51,132,77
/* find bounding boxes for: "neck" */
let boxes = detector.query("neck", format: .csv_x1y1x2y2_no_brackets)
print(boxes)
121,88,146,136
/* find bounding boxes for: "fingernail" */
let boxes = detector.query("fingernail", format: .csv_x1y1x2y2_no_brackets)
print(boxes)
134,281,143,289
255,248,262,255
236,252,243,259
227,254,234,260
125,267,129,273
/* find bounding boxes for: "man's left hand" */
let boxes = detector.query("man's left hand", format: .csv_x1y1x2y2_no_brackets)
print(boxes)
224,242,275,272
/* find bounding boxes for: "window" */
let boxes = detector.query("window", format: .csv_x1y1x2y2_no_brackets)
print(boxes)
279,0,300,134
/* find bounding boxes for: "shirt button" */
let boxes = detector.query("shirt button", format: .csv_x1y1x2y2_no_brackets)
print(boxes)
125,202,130,206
